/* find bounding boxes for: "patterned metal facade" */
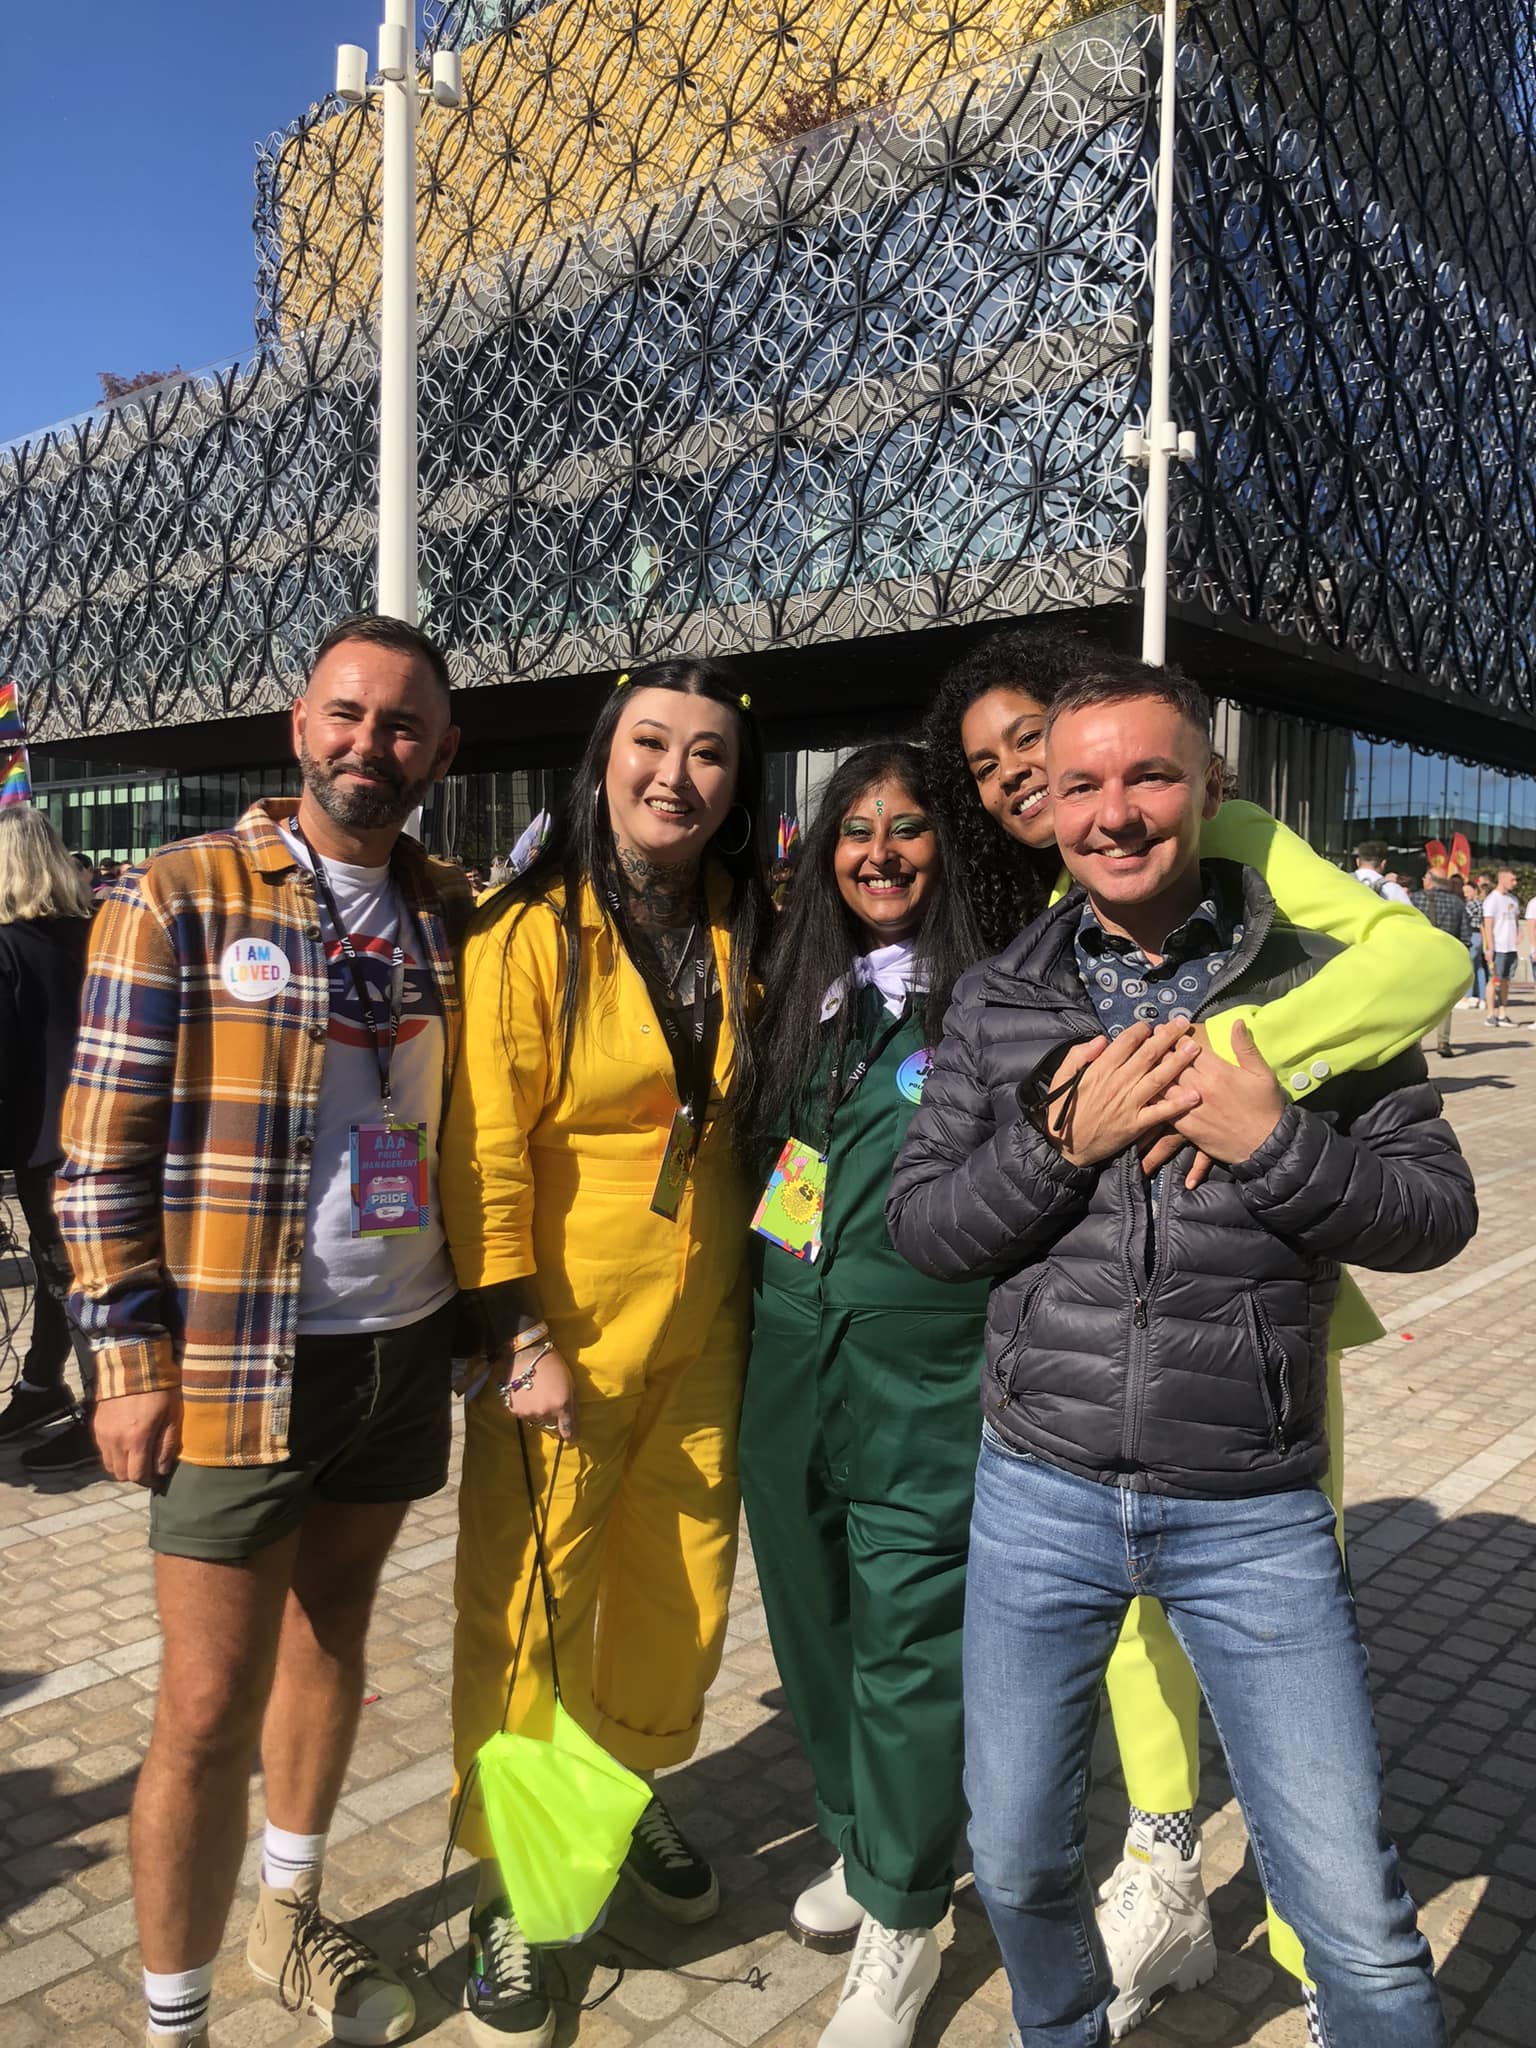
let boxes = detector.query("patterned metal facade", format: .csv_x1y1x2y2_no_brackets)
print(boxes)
0,1,1532,751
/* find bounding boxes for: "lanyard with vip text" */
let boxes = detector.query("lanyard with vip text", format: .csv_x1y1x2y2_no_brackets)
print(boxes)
609,888,719,1160
819,994,911,1145
297,827,407,1122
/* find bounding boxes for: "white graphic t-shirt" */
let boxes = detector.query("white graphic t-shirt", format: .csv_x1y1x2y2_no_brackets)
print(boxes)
1483,889,1520,954
283,827,456,1334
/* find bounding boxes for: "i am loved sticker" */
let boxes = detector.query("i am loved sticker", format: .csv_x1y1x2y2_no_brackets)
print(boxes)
220,937,292,1003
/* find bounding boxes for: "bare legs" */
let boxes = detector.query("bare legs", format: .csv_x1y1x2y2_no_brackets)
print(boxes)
131,1502,409,1972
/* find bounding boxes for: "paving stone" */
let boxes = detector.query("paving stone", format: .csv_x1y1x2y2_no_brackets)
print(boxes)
0,1927,95,2000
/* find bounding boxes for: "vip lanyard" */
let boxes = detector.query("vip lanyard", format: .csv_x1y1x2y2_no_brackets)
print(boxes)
819,995,913,1143
610,890,720,1157
297,828,407,1120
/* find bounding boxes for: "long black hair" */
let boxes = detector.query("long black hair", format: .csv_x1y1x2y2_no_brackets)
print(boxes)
478,657,772,1106
737,742,979,1159
919,623,1092,952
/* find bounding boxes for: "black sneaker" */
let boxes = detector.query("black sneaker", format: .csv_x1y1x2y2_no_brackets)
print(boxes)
622,1794,720,1923
21,1416,100,1474
0,1384,74,1444
464,1898,555,2046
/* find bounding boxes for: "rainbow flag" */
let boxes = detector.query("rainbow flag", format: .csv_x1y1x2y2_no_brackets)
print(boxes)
0,747,31,807
0,680,22,742
776,813,801,863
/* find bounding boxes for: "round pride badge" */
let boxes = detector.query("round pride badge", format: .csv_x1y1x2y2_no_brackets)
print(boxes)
220,937,292,1003
896,1048,934,1104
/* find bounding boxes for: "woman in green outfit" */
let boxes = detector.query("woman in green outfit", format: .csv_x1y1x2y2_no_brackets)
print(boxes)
737,743,984,2048
921,624,1471,2035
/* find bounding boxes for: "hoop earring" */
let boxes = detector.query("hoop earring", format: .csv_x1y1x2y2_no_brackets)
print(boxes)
713,804,753,858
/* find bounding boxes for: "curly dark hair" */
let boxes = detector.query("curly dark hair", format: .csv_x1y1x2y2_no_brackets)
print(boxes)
918,623,1087,951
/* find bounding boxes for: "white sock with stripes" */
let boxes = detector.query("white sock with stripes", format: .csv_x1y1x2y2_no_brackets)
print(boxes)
143,1959,214,2041
262,1821,327,1892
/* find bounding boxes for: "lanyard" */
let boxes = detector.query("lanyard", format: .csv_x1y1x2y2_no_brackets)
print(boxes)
609,890,721,1158
297,827,407,1120
819,995,912,1145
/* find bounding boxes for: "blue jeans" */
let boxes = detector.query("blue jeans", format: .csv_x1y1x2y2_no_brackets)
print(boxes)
964,1429,1444,2048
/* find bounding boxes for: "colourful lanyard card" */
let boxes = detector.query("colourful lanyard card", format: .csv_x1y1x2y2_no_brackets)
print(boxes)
350,1121,431,1237
751,1136,828,1262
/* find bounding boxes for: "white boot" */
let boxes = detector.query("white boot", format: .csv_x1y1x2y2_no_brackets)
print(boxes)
790,1856,866,1951
818,1918,940,2048
1097,1818,1217,2037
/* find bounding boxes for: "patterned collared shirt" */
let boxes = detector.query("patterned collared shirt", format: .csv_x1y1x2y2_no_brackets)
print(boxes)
1074,878,1243,1039
57,800,463,1468
1407,881,1474,945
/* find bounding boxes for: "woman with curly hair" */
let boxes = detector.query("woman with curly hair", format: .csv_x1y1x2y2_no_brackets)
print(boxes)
919,623,1471,2036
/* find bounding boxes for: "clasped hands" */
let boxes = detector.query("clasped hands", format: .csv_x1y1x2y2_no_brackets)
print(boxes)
1043,1017,1284,1187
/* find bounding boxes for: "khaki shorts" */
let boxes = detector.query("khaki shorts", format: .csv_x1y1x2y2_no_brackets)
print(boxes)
149,1298,456,1562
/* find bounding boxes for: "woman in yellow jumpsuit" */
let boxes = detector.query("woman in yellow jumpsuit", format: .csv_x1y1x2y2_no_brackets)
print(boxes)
439,660,771,2047
922,626,1470,2036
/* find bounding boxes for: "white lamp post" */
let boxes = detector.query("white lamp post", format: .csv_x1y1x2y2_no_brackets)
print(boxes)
336,6,463,623
1124,0,1195,666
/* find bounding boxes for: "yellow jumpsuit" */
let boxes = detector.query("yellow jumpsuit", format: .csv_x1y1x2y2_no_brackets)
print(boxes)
439,875,751,1859
1100,802,1470,1978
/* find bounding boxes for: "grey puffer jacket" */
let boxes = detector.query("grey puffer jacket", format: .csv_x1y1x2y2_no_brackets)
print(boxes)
886,864,1477,1498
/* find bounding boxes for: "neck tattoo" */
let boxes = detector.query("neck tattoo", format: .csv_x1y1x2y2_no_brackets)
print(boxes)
616,844,700,932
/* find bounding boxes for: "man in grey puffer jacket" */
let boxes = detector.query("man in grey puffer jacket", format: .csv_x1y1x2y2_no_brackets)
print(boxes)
888,666,1474,2048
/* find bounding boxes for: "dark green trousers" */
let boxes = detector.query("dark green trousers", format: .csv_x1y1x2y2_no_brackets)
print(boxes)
740,1292,982,1928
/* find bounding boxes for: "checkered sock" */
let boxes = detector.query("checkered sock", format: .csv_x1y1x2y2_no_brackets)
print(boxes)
1128,1804,1197,1861
1302,1984,1325,2047
262,1821,327,1892
143,1959,213,2042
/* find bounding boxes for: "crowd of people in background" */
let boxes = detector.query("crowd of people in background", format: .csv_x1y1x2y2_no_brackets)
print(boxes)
1349,840,1536,1045
0,617,1498,2048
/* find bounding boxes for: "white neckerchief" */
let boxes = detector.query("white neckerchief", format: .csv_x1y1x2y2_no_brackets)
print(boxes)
821,942,926,1021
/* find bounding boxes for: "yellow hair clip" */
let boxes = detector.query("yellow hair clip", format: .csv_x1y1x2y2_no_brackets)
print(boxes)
615,671,631,689
739,691,752,710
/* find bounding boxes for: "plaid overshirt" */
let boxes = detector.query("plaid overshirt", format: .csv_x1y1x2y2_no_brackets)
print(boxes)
57,799,463,1468
1408,880,1476,947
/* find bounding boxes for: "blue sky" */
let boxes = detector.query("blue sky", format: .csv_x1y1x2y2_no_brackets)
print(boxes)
2,1,376,445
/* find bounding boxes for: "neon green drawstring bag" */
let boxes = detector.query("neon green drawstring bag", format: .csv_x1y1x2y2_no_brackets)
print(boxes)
470,1429,651,1944
478,1698,651,1943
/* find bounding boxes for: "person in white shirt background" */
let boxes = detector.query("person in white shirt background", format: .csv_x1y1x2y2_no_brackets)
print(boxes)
1481,868,1522,1025
1352,839,1412,902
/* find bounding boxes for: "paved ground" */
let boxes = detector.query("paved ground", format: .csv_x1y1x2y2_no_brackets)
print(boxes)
2,995,1535,2048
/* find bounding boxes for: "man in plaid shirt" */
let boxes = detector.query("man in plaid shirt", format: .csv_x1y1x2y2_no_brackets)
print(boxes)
59,616,464,2048
1407,867,1477,1058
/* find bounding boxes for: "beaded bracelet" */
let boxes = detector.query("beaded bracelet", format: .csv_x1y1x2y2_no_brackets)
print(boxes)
501,1343,552,1403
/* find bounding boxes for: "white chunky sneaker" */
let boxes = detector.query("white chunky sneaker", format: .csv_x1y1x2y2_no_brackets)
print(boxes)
818,1918,940,2048
1097,1819,1217,2037
790,1857,866,1952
